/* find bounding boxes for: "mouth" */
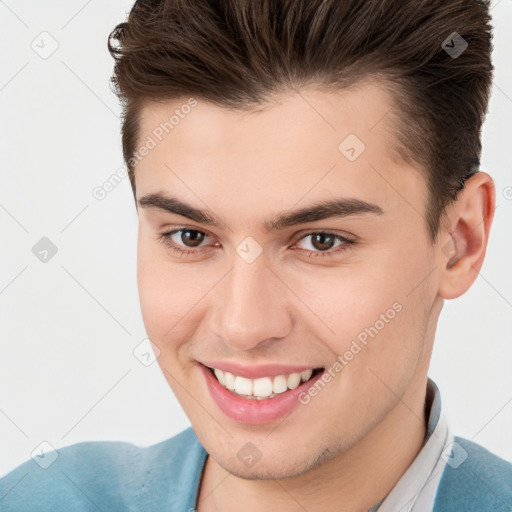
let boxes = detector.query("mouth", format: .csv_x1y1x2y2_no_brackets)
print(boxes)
205,365,325,400
199,362,326,424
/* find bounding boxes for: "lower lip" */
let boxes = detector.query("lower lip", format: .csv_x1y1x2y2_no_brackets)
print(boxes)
199,363,324,424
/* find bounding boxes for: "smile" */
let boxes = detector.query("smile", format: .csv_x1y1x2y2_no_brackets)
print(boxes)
208,366,322,399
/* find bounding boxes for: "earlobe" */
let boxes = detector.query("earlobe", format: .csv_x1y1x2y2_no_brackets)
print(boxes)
437,172,496,300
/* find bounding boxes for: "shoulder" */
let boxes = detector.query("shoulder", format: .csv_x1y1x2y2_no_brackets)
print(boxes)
434,436,512,512
0,427,207,512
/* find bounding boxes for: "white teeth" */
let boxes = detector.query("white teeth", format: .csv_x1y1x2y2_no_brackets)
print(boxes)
234,376,253,396
224,371,236,390
210,367,319,398
253,377,273,397
301,369,313,382
272,375,288,394
214,368,225,386
286,372,301,390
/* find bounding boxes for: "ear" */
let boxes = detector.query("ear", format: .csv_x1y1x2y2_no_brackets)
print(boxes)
437,171,496,300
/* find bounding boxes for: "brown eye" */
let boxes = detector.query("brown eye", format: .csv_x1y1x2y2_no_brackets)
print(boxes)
179,229,206,247
158,228,214,257
294,231,354,257
310,233,336,251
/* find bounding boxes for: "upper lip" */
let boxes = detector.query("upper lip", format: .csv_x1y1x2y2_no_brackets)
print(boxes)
199,360,323,379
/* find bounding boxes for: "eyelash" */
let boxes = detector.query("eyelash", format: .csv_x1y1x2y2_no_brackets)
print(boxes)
156,228,356,259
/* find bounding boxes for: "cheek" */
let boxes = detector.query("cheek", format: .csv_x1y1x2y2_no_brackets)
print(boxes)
136,233,221,347
137,234,190,339
286,245,433,378
284,263,402,338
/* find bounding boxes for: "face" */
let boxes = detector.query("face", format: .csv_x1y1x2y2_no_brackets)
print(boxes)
134,82,442,479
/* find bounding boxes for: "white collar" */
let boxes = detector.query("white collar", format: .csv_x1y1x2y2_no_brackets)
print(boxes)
371,378,451,512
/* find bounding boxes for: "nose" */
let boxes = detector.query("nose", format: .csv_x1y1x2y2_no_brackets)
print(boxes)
210,256,293,351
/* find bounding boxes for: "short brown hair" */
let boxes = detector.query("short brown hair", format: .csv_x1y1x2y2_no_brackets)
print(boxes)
108,0,493,240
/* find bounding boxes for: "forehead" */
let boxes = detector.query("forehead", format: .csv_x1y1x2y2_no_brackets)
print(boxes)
134,81,426,224
138,80,401,160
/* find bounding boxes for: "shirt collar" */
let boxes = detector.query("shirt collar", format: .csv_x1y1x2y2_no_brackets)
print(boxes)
368,377,450,512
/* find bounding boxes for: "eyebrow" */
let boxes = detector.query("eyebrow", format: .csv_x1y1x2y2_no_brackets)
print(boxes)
137,192,383,231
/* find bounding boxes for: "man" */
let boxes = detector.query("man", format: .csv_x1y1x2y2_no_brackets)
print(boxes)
1,0,511,510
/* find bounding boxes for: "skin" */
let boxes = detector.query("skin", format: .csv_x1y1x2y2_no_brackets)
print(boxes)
134,81,495,512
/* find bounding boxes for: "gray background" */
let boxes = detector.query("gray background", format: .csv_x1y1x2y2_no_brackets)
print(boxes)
1,0,511,476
